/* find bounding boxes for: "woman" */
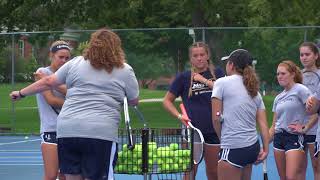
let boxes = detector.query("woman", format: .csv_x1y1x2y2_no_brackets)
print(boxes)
163,42,224,180
299,42,320,180
269,60,311,180
35,40,70,180
10,28,139,180
211,49,269,180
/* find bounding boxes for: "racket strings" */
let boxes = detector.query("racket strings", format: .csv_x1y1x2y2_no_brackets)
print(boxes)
192,129,204,164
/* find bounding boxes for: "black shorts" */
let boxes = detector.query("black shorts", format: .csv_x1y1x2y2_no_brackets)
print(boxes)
305,135,316,144
40,132,57,144
315,142,320,158
273,130,305,152
203,132,220,145
219,141,260,168
58,137,117,180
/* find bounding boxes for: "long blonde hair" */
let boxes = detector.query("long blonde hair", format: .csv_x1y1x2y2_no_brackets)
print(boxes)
188,42,216,97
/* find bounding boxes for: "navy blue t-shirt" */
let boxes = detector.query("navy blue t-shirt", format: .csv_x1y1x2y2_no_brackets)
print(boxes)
169,67,225,134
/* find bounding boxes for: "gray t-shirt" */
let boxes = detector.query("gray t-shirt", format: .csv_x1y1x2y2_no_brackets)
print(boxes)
313,83,320,143
36,67,64,133
272,83,311,134
211,74,265,149
302,69,320,135
55,56,139,142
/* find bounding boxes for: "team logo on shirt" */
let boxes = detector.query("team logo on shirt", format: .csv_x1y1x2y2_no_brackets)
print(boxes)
191,81,211,96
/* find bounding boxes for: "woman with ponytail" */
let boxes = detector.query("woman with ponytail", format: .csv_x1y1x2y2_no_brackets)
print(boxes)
211,49,269,180
269,60,312,180
163,42,224,180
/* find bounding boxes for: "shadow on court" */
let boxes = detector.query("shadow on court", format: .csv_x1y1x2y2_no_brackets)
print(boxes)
0,136,314,180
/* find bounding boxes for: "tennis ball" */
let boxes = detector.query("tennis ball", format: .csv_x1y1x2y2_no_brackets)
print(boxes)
122,144,128,151
173,163,179,171
183,150,191,156
169,143,179,151
175,150,184,157
135,144,142,152
24,136,29,140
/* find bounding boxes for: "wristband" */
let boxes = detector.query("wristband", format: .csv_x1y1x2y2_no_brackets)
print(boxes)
177,114,182,120
19,90,26,98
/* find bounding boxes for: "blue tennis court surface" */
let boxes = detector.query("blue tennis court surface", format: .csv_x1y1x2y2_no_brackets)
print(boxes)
0,135,314,179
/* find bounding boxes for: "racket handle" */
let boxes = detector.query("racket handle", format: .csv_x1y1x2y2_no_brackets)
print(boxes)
263,160,268,180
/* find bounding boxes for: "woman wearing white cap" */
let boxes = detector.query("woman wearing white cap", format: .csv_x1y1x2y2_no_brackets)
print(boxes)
211,49,269,180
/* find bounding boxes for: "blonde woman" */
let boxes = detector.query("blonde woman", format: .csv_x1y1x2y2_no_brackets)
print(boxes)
35,40,71,180
163,42,224,180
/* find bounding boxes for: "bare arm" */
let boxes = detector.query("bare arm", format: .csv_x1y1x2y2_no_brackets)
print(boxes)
10,74,61,100
211,97,222,140
306,96,319,114
163,92,189,125
34,71,67,96
193,73,214,89
256,109,269,162
269,112,277,143
41,90,65,107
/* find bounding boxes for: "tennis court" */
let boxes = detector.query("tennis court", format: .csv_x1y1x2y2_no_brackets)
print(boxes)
0,135,315,180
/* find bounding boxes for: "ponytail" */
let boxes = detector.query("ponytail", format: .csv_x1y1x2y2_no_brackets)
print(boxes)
242,66,259,98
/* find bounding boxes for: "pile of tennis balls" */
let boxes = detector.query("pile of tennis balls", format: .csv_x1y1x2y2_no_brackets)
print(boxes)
115,142,191,174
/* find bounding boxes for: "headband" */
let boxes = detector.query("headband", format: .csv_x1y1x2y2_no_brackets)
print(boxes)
50,44,71,53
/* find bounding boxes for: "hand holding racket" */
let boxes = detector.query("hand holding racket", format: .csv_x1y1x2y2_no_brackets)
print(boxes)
179,103,204,165
123,97,135,150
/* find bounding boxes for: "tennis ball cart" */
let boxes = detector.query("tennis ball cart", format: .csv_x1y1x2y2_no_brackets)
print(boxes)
115,99,198,180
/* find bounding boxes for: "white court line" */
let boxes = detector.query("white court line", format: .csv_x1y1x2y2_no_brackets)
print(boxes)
0,157,41,159
0,139,41,146
0,152,40,153
0,164,43,166
0,160,42,163
0,150,39,152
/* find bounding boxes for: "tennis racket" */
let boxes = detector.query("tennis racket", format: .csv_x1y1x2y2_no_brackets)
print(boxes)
302,70,320,93
179,103,204,165
263,159,268,180
123,97,135,150
132,106,148,128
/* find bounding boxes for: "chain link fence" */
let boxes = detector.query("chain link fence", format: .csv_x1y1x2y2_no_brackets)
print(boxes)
1,26,319,133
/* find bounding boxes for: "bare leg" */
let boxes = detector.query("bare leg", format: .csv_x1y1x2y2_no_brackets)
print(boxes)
274,149,286,180
204,144,219,180
241,164,252,180
307,144,320,180
42,143,60,180
217,160,241,180
286,150,306,180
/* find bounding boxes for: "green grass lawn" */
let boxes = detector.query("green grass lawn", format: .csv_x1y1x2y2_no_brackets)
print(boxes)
0,83,275,134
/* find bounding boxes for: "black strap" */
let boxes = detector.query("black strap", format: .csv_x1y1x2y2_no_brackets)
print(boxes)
50,106,60,115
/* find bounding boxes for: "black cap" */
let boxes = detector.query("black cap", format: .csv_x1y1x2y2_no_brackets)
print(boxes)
221,49,253,69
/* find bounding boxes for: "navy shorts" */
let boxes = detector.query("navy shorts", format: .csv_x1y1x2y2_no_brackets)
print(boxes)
273,130,305,152
305,135,316,144
40,132,57,144
58,137,117,180
315,142,319,157
203,132,220,145
219,141,260,168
